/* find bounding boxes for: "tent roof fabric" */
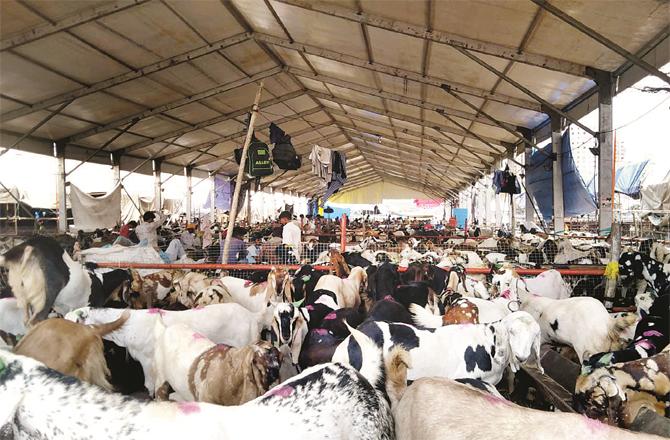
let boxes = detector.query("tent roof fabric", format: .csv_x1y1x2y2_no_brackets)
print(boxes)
328,179,436,204
0,0,668,200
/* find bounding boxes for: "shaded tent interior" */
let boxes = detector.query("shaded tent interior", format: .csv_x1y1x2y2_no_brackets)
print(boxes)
0,0,667,215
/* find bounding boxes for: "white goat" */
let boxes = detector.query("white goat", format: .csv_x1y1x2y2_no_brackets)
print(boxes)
313,266,367,309
519,293,637,363
335,312,542,386
65,304,273,394
394,378,660,440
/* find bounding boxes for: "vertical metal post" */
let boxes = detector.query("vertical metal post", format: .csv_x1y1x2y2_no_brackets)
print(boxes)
550,113,565,235
111,152,122,186
54,141,67,233
209,172,216,222
111,152,122,225
223,82,264,262
184,166,192,222
152,159,162,212
604,222,621,309
340,213,347,253
520,128,534,226
247,180,254,224
595,69,615,236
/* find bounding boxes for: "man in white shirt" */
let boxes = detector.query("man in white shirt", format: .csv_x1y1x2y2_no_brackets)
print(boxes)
279,211,301,263
135,211,165,250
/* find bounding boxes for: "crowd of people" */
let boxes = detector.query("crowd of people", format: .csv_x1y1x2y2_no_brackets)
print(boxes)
103,209,462,266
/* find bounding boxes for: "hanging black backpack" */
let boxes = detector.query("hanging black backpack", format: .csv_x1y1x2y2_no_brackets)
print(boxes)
234,135,273,177
269,122,301,170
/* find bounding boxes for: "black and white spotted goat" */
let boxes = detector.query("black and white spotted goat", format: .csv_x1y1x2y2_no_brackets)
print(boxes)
0,325,402,440
619,251,669,296
333,311,543,386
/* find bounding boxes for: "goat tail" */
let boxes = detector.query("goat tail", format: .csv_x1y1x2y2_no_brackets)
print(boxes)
385,346,411,409
608,312,638,348
90,310,130,337
409,303,442,329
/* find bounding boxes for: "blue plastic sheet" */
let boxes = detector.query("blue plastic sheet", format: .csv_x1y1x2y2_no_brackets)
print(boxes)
586,161,649,200
526,130,597,220
323,206,350,219
453,208,468,228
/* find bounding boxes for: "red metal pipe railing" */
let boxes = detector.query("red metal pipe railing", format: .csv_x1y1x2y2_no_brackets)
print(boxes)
94,261,606,276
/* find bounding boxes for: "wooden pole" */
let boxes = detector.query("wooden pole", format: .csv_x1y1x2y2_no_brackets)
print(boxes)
222,82,263,262
340,213,347,252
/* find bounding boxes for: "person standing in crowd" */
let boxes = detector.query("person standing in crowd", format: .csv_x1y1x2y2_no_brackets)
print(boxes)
180,225,197,250
259,227,283,264
279,211,301,263
246,235,262,264
219,226,247,264
135,211,165,250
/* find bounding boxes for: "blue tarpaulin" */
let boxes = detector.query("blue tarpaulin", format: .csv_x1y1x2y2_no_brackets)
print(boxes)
526,130,597,220
453,208,468,228
587,160,649,200
323,206,350,219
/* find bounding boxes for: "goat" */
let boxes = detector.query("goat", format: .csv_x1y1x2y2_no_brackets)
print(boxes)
519,293,637,364
394,377,661,440
335,312,542,386
314,266,367,309
65,304,272,394
14,311,128,390
218,267,292,313
153,320,281,405
270,303,309,367
0,236,91,325
575,346,670,428
0,327,399,439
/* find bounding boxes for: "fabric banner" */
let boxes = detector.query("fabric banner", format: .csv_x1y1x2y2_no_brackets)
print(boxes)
69,184,121,232
526,130,597,220
80,245,164,276
414,199,442,208
202,176,231,211
640,177,670,226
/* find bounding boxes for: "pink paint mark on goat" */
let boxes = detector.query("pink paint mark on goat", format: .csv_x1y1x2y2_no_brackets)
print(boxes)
643,330,663,338
483,393,509,406
636,339,653,350
324,312,337,320
501,289,511,299
306,305,315,311
177,401,200,415
314,328,329,335
147,308,165,316
244,280,253,288
583,415,606,433
267,385,294,398
194,306,205,311
192,332,206,340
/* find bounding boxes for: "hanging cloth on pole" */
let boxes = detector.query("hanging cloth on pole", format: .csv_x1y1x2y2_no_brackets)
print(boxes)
492,167,521,195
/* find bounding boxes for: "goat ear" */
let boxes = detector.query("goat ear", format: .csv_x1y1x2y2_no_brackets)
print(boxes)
530,331,544,374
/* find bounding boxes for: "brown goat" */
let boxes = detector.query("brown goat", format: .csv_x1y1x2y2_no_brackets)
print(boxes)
329,250,350,278
14,311,129,390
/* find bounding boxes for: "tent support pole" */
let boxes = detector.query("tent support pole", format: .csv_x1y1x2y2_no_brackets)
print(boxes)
55,141,67,233
112,152,122,225
185,166,192,222
209,172,216,222
520,128,535,226
223,82,264,263
550,113,564,236
595,69,615,236
152,159,162,211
